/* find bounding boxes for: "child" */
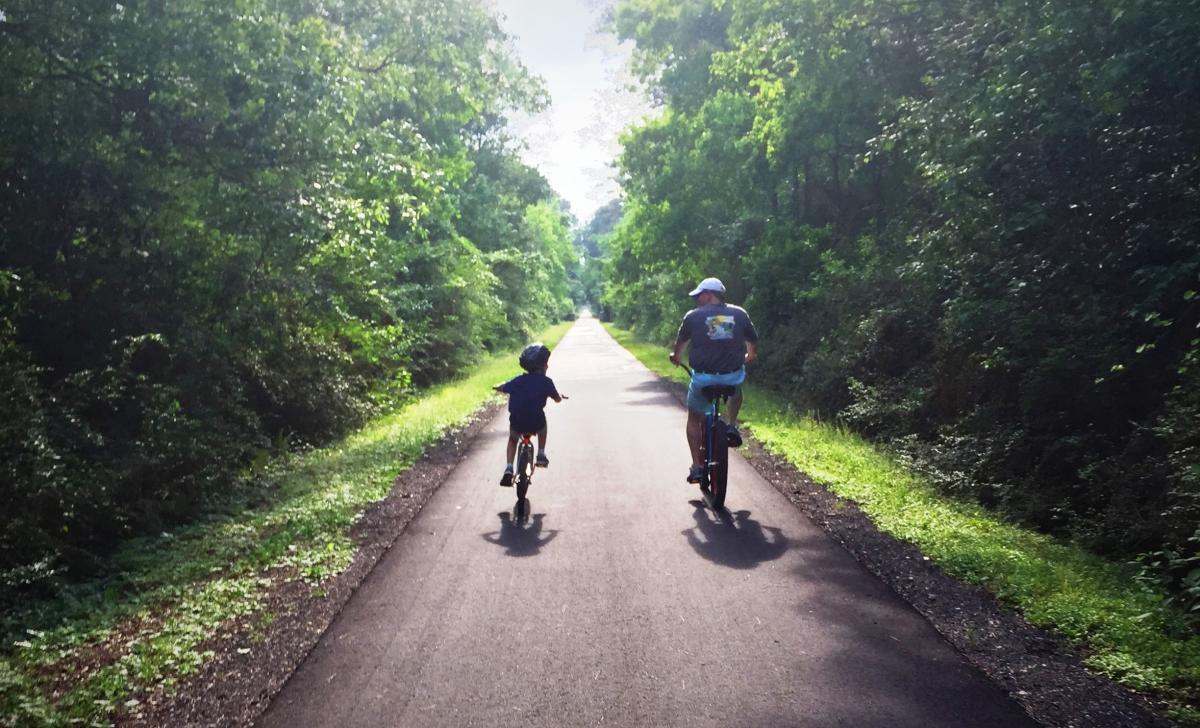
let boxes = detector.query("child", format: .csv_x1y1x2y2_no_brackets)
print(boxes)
493,342,567,486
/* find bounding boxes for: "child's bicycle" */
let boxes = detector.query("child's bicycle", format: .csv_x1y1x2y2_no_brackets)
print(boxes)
511,431,540,502
681,365,735,510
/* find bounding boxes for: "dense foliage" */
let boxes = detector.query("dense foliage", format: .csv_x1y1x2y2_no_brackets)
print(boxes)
0,0,576,601
605,0,1200,573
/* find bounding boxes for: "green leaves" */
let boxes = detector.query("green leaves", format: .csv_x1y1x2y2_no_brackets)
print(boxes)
0,0,574,603
607,0,1200,674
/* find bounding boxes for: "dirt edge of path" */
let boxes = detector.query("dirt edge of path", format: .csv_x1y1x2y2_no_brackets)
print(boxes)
654,376,1175,728
125,403,504,728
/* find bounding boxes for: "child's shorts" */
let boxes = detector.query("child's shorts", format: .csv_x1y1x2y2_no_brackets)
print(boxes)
509,413,547,435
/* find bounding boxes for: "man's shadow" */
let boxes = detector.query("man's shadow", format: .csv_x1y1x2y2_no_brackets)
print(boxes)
481,504,559,557
682,502,789,569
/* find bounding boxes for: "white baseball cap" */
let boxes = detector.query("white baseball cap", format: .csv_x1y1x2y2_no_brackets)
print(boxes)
688,277,726,297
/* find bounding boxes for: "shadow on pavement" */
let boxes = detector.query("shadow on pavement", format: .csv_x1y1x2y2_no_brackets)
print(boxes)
624,380,673,392
619,393,680,407
681,502,789,569
481,507,559,557
739,531,1039,728
617,380,680,407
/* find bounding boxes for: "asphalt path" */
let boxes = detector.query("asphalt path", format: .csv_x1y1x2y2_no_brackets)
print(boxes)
259,316,1035,727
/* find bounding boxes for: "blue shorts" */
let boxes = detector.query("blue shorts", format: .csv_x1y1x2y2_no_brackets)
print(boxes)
686,368,746,415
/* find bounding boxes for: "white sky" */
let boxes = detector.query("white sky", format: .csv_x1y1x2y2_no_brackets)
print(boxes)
488,0,653,222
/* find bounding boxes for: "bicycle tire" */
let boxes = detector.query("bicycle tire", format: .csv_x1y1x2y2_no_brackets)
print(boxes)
698,417,712,498
516,444,533,500
709,418,729,509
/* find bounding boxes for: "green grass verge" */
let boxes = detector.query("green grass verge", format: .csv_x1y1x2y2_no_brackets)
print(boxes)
0,322,571,728
605,323,1200,723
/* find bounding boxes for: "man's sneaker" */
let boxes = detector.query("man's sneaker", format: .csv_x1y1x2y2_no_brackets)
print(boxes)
500,469,513,487
687,465,704,483
535,453,550,468
726,425,743,448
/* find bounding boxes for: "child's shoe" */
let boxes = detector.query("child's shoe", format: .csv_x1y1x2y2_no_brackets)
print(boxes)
535,452,549,468
500,465,514,487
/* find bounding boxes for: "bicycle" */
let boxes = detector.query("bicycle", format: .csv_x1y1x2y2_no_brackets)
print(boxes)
680,365,735,510
512,431,538,502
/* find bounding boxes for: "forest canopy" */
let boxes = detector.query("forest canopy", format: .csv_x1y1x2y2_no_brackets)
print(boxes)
604,0,1200,573
0,0,579,599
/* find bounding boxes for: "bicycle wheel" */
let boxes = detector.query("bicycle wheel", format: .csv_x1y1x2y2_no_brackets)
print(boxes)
516,444,533,500
698,417,713,498
708,417,729,509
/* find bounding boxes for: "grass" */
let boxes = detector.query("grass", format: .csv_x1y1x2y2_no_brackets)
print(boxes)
605,323,1200,724
0,322,571,728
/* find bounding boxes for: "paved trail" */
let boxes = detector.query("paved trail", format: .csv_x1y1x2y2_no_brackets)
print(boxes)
260,317,1034,727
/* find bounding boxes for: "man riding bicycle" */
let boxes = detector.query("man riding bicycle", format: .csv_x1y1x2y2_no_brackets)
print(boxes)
668,277,758,484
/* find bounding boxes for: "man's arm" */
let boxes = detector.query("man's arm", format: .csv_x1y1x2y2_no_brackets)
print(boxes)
669,311,692,366
744,340,758,365
669,338,687,367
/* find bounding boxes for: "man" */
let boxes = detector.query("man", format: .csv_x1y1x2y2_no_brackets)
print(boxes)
668,277,758,484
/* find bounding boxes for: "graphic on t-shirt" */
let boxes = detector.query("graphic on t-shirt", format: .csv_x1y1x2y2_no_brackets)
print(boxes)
705,315,735,340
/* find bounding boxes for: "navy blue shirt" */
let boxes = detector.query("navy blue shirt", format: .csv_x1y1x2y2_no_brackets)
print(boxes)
677,303,758,373
499,372,561,432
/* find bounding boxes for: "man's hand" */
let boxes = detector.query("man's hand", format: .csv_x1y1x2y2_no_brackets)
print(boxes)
668,351,680,367
745,341,759,366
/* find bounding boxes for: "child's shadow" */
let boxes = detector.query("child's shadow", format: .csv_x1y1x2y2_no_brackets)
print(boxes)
481,508,559,557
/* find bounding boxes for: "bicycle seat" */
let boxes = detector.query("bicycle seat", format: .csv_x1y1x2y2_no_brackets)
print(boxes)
701,385,737,400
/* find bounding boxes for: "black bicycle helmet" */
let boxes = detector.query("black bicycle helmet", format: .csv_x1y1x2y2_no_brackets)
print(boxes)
518,342,551,372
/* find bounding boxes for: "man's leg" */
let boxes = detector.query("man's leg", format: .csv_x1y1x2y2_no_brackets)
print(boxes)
726,390,743,427
686,411,704,466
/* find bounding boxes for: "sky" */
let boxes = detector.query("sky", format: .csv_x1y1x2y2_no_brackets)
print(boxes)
488,0,653,223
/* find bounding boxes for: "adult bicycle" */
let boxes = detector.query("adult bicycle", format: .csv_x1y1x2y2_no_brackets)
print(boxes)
681,365,735,509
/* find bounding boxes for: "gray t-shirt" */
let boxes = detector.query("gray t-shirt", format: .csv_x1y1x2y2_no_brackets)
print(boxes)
676,303,758,373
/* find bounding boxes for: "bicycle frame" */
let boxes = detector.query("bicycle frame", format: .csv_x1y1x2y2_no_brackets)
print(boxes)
681,365,731,509
513,432,536,501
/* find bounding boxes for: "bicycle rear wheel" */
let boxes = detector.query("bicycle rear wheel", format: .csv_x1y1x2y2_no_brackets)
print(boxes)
708,418,729,509
516,444,533,500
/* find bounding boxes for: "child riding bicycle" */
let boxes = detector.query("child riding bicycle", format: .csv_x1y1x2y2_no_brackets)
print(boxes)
493,342,567,487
